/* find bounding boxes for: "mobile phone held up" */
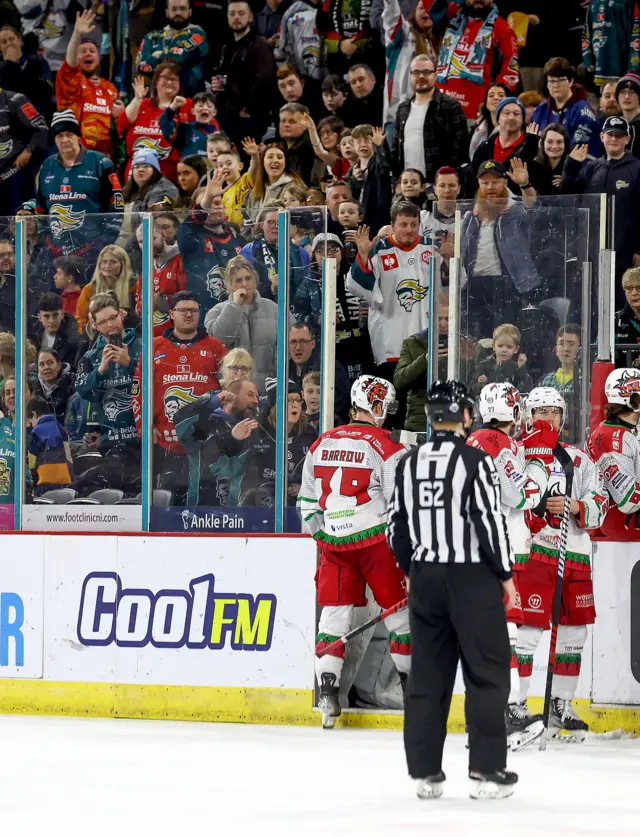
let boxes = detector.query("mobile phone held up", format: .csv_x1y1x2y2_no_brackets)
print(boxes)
109,334,123,348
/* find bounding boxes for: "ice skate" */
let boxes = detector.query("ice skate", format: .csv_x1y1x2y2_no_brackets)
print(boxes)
318,673,341,730
414,771,445,799
548,697,588,741
469,769,518,800
506,702,544,751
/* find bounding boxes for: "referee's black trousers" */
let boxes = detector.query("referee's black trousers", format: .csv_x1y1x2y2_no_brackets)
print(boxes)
404,561,511,777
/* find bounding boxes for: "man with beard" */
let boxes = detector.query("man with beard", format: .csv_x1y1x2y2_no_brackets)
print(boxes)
430,0,519,122
392,54,468,183
137,0,209,98
56,9,120,158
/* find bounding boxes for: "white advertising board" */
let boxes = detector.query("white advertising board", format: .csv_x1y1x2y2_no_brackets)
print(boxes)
0,535,44,678
22,505,142,532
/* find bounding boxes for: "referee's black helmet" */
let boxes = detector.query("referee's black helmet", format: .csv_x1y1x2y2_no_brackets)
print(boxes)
425,379,474,424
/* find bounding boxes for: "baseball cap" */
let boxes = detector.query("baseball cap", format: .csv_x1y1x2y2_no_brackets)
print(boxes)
476,160,507,179
311,232,344,251
602,115,630,136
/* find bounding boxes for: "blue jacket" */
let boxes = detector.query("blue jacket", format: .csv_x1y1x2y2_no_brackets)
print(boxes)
239,238,310,301
159,108,219,157
531,87,601,157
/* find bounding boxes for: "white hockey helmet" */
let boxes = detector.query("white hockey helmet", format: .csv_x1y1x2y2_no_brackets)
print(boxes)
351,375,397,422
604,367,640,410
478,382,522,425
525,387,566,428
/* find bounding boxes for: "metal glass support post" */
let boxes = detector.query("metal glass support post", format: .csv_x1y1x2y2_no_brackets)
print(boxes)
427,252,441,386
320,257,337,435
275,210,291,534
13,218,26,530
447,210,463,380
580,262,592,444
597,249,614,362
141,213,154,531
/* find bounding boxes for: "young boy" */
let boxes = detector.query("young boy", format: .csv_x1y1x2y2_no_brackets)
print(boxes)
217,143,261,230
348,124,392,236
473,323,533,396
160,91,220,158
206,132,232,170
52,255,84,317
28,396,73,495
302,371,321,428
337,198,363,263
339,129,358,170
539,324,581,399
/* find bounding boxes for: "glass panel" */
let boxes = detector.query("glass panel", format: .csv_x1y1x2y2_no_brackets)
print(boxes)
0,217,16,530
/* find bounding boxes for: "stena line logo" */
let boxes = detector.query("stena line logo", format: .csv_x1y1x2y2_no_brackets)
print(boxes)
77,572,276,651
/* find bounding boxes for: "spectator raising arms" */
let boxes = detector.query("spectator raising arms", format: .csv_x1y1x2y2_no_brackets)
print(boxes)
348,124,393,236
175,154,208,208
160,91,219,159
246,142,305,222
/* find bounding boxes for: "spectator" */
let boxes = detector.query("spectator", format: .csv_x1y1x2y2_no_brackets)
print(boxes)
301,370,322,428
15,0,72,72
530,57,600,156
599,80,621,122
278,103,322,185
582,0,640,86
0,239,15,332
319,0,381,77
75,296,142,447
392,53,469,183
0,87,48,214
132,290,227,504
27,395,73,495
175,154,208,208
0,332,36,389
205,132,233,170
338,129,360,172
76,246,135,333
33,292,79,369
56,10,120,159
36,111,124,261
538,323,581,400
205,256,281,391
160,91,219,158
518,90,544,126
430,0,519,121
0,24,53,121
346,64,384,126
286,321,351,416
118,63,192,183
275,65,323,122
28,348,75,426
468,82,508,159
119,149,179,244
255,0,287,40
217,139,261,229
528,124,570,196
562,116,640,288
472,97,539,194
275,1,323,85
615,267,640,368
420,165,460,239
300,113,349,179
12,199,39,255
324,179,353,234
212,0,276,150
154,212,180,248
461,160,541,337
133,224,186,337
321,74,352,124
0,388,14,501
246,142,305,222
53,256,84,318
348,124,393,236
337,197,363,259
137,0,208,98
219,347,254,387
471,322,533,397
240,203,311,300
178,171,244,309
615,74,640,158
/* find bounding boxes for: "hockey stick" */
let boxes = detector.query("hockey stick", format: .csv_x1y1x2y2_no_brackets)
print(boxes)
316,597,408,658
539,446,574,751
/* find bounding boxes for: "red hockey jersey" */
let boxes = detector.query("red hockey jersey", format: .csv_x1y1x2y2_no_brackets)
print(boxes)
133,251,187,338
56,61,119,157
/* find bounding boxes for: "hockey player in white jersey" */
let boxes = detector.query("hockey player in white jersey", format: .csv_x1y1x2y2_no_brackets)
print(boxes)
297,376,410,729
467,383,549,750
518,388,606,739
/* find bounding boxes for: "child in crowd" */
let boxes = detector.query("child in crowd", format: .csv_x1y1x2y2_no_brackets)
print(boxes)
53,255,84,317
205,132,233,170
337,198,362,264
302,371,321,428
339,129,359,171
160,91,220,159
216,140,261,230
348,124,392,236
538,323,581,399
393,168,427,210
472,323,533,397
27,395,73,495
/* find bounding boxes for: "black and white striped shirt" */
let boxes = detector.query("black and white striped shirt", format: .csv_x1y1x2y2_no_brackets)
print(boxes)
387,430,513,580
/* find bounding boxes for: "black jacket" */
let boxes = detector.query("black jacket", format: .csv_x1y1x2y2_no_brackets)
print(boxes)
347,147,393,239
32,312,80,370
0,54,54,121
214,28,275,124
471,132,540,195
615,302,640,368
392,88,469,182
28,364,75,426
288,348,351,419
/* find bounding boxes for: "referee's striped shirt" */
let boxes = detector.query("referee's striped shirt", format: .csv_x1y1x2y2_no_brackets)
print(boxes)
387,430,513,580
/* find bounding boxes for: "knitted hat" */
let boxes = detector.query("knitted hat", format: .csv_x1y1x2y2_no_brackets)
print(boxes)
616,73,640,101
131,148,161,172
266,379,302,410
495,96,525,122
17,199,36,214
51,110,81,138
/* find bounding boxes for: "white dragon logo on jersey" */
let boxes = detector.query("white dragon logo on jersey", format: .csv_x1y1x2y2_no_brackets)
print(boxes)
49,204,86,238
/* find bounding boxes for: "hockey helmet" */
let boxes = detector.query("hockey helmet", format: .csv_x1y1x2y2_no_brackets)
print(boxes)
478,382,522,425
604,367,640,410
525,387,566,428
425,379,474,424
350,375,397,422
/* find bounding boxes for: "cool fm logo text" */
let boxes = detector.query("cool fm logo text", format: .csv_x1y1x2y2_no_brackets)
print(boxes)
78,573,276,651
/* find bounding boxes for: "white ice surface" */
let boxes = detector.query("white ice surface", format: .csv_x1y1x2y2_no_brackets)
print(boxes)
0,715,638,837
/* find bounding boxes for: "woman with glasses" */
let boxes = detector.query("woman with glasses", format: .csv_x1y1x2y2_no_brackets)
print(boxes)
219,348,254,388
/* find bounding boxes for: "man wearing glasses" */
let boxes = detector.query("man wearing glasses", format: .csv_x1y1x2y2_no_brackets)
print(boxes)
391,54,468,184
132,290,228,504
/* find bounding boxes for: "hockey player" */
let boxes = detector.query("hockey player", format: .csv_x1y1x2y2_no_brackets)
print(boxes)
586,367,640,525
467,383,550,750
517,388,605,739
297,375,410,728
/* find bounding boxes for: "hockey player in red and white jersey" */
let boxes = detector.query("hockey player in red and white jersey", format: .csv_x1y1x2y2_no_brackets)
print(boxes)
297,375,410,729
467,383,549,750
587,368,640,524
518,388,606,739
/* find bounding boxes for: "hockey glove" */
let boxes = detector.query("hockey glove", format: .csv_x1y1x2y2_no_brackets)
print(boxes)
525,508,547,535
521,420,558,465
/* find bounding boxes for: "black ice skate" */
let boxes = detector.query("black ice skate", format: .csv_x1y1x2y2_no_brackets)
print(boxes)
469,769,518,800
414,771,446,799
506,702,544,751
318,673,341,730
548,697,588,741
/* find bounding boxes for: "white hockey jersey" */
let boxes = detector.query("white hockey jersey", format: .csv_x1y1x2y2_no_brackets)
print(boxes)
528,444,606,572
297,422,408,549
467,427,548,565
347,235,440,365
586,418,640,514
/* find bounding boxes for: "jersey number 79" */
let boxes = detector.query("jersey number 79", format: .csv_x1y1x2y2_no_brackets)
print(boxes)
315,465,374,510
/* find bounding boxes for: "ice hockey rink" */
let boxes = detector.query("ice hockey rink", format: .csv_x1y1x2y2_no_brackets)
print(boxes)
1,715,637,837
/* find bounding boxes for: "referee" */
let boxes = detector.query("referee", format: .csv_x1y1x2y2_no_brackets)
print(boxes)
387,380,518,801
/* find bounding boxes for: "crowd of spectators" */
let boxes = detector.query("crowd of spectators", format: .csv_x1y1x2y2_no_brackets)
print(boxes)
0,0,638,509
